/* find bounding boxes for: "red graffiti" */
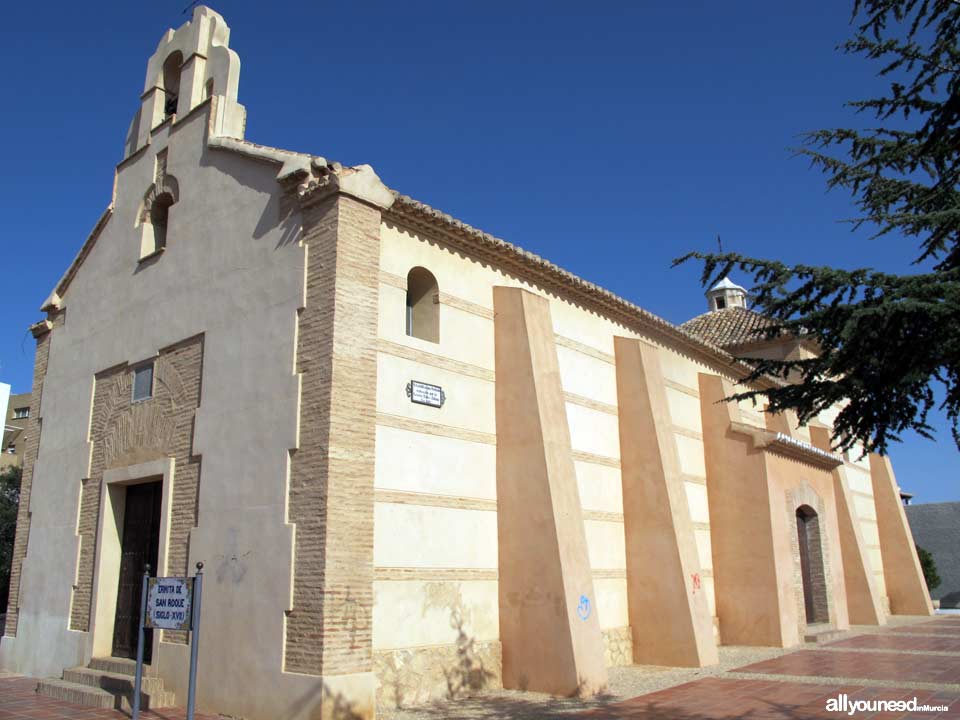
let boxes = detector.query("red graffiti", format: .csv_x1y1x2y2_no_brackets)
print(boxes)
691,572,701,591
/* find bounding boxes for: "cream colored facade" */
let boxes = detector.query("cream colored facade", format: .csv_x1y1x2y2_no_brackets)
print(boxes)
2,392,31,469
0,8,932,719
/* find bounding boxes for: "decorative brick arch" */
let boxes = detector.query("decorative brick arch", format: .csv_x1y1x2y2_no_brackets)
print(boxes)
137,174,180,258
98,353,191,469
139,175,180,225
786,483,833,628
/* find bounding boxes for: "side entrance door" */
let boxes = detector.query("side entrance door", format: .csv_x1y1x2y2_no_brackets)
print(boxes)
796,509,816,624
112,481,162,661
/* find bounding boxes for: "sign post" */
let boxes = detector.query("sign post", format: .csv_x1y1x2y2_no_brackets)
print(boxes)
186,562,203,720
131,564,150,719
132,562,204,720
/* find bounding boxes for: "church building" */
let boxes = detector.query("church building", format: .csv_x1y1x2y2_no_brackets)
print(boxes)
0,8,932,719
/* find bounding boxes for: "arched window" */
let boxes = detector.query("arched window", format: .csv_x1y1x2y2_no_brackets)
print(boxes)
139,176,179,260
406,267,439,342
162,51,183,118
150,193,174,250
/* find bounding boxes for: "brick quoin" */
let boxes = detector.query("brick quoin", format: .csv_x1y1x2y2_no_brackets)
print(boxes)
284,192,380,677
3,315,56,637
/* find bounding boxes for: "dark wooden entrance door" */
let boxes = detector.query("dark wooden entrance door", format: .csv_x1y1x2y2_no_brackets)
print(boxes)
112,481,162,661
796,508,816,624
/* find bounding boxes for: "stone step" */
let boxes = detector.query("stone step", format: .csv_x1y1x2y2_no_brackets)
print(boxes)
88,656,139,676
119,687,177,712
38,665,175,711
36,678,117,709
64,666,166,695
804,624,847,644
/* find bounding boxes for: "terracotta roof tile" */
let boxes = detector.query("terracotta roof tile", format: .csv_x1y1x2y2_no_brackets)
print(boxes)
680,306,777,350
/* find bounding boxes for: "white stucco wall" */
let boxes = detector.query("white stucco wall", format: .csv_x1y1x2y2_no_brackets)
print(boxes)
374,221,638,653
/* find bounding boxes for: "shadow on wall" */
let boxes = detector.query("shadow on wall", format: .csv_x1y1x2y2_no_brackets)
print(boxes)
284,682,367,720
200,147,301,248
941,591,960,609
442,606,496,701
379,598,499,710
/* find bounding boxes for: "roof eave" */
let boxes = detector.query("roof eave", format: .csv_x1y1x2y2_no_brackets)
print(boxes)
387,193,783,389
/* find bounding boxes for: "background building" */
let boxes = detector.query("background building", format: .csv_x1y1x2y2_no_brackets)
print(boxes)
2,392,31,469
906,502,960,609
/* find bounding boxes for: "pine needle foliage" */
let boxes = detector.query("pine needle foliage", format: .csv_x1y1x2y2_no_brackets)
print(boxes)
0,465,21,615
917,545,941,591
676,0,960,455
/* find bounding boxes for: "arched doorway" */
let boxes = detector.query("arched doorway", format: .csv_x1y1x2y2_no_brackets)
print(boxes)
796,505,829,624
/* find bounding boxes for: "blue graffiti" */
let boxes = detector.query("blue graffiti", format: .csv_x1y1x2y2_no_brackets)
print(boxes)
576,594,591,620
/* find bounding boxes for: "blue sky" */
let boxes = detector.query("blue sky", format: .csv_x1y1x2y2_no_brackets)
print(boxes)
1,1,956,501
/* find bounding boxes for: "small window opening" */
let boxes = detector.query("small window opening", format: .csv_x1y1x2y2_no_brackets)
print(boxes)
133,363,154,402
13,407,29,419
162,51,183,118
405,267,439,343
715,297,726,310
150,193,174,251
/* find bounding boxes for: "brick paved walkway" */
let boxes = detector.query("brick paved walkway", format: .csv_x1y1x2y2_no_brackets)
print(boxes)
736,648,960,684
2,617,958,718
575,616,960,720
892,623,960,635
578,678,958,719
827,632,960,652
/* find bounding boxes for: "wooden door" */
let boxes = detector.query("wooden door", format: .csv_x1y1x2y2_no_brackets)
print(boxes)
112,481,162,661
796,510,816,624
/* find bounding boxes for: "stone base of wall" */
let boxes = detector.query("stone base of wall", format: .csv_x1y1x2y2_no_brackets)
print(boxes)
601,626,633,667
374,627,635,709
374,641,502,710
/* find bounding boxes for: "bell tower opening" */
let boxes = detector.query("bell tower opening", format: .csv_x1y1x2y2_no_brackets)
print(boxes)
124,6,246,159
162,51,183,118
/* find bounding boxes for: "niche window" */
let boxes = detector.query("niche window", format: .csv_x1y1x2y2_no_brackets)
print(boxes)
139,174,179,260
405,267,439,343
150,194,174,251
132,363,154,402
715,297,726,310
13,407,29,420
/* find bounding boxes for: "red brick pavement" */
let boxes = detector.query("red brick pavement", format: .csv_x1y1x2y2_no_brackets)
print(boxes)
827,633,960,652
576,677,958,719
892,624,960,636
3,619,959,719
736,648,960,684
